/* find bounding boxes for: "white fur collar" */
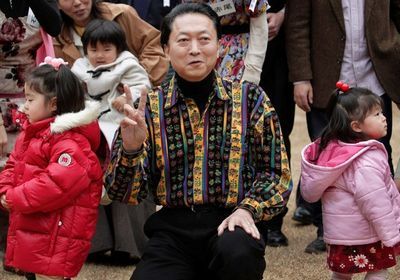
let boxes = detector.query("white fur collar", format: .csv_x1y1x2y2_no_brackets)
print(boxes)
50,101,101,134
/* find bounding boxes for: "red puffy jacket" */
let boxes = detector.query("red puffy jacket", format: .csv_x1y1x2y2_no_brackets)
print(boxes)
0,101,103,277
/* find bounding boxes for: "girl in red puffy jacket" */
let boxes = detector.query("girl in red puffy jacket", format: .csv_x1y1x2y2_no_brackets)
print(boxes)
0,57,103,279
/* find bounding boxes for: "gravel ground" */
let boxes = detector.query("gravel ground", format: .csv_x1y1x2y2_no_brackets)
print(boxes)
1,108,399,280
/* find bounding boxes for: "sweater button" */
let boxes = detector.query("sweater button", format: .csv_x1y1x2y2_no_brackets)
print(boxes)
58,221,62,226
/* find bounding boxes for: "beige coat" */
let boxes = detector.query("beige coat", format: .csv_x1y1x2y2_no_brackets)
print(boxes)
54,2,168,86
285,0,400,108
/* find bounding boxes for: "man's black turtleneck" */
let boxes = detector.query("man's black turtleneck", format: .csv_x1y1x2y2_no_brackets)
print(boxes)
176,71,215,114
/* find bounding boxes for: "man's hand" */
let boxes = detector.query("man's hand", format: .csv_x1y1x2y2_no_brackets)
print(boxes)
217,208,260,240
294,82,313,112
120,85,148,152
1,194,9,210
267,11,285,41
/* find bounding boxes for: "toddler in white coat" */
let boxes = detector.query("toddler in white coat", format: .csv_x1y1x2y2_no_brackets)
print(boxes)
72,19,151,153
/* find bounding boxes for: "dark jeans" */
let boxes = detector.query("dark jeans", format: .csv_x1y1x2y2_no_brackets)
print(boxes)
297,94,393,237
259,31,295,232
132,207,266,280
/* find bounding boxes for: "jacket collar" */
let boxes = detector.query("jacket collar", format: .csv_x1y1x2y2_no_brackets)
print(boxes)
23,117,55,138
50,101,100,134
98,2,125,21
328,0,345,33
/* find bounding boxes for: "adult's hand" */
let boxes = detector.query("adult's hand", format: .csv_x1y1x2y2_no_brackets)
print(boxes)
120,85,148,152
217,208,260,240
0,124,8,157
294,81,313,112
1,194,9,210
267,11,285,41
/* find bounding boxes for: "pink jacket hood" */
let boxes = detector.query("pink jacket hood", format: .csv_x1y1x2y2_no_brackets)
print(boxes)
301,140,381,202
301,140,400,247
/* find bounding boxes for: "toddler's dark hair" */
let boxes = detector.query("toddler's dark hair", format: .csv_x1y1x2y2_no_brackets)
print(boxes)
313,87,384,161
81,19,128,55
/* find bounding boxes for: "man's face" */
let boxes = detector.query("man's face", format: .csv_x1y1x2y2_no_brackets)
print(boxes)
164,13,218,82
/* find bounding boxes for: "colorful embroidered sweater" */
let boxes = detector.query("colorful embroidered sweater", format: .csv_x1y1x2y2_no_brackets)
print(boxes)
105,72,292,221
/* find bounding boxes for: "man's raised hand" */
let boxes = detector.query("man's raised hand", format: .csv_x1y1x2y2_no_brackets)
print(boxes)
120,85,148,152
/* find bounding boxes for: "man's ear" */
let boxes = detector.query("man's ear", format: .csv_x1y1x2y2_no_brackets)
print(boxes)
163,44,170,60
350,120,362,133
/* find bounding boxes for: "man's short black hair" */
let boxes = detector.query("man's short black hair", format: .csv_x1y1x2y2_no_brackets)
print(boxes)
160,3,221,46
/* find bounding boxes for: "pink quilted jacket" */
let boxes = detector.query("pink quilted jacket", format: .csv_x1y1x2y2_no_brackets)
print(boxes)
301,140,400,246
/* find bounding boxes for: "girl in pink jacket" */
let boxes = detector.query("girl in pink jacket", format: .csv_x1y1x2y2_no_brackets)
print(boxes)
301,84,400,280
0,57,103,279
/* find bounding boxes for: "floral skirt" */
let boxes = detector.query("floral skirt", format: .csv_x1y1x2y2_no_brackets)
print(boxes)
327,241,397,273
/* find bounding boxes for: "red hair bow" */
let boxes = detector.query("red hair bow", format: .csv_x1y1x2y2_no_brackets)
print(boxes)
336,81,350,92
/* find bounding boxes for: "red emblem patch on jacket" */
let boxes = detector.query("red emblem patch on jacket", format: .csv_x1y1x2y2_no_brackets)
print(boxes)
58,153,72,166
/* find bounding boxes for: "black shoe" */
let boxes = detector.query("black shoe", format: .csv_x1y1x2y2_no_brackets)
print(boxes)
292,206,313,225
86,251,110,264
86,251,139,266
265,229,288,247
25,273,36,280
304,236,326,254
110,251,140,266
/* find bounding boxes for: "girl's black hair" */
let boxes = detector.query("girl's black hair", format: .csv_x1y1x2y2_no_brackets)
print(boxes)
313,87,384,162
81,19,128,55
26,64,86,115
60,0,103,28
160,3,221,47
